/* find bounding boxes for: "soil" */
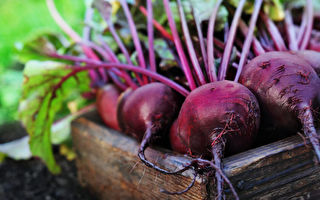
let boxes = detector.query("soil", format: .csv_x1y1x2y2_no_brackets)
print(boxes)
0,122,97,200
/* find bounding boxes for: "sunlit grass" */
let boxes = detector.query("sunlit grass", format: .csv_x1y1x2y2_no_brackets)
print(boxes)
0,0,86,123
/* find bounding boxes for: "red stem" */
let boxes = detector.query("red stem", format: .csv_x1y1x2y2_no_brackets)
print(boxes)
177,0,206,85
108,71,128,90
147,0,156,74
300,0,314,50
120,0,148,84
163,0,196,90
238,20,265,56
235,0,263,82
297,10,307,46
82,41,137,89
224,21,230,43
50,54,190,96
192,8,208,74
218,0,246,81
284,10,298,51
105,19,144,86
259,12,287,51
207,0,223,82
258,25,276,51
139,6,174,41
83,7,94,42
213,38,241,59
97,36,138,89
46,0,102,83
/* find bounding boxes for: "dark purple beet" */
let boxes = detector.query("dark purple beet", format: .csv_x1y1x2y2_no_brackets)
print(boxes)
239,51,320,161
173,80,260,199
96,84,121,131
169,119,189,154
290,50,320,76
176,80,260,156
117,82,183,173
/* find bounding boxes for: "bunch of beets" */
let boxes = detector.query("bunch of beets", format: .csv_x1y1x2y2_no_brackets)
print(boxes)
44,0,320,199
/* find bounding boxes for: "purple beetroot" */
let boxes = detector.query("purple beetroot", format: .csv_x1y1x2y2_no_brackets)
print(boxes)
117,82,183,172
239,51,320,161
96,84,122,131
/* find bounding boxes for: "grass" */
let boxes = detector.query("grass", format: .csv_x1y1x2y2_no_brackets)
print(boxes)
0,0,85,69
0,0,86,124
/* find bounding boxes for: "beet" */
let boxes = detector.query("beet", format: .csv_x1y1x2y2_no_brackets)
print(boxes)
169,119,189,154
309,30,320,52
170,80,260,199
96,84,122,131
239,51,320,161
291,50,320,76
117,82,183,172
176,81,260,156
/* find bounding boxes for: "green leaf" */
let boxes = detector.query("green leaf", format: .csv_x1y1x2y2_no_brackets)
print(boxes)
281,0,320,13
0,153,5,163
263,0,285,21
228,0,285,21
16,31,71,64
0,0,85,69
189,0,228,30
51,99,95,145
0,70,23,124
19,60,90,173
165,0,228,32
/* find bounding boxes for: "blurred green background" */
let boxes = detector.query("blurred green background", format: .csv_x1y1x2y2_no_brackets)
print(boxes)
0,0,86,124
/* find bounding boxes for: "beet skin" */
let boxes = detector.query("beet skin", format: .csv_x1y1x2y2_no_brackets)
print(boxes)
175,80,260,156
240,51,320,161
96,84,121,131
117,82,183,173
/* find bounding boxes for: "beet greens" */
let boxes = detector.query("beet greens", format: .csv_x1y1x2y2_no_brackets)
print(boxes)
20,0,190,174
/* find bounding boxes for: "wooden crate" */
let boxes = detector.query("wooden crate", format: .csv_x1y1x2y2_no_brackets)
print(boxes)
71,111,320,200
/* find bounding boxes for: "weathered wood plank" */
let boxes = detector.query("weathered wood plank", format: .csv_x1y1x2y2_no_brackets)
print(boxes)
72,111,320,200
72,116,207,200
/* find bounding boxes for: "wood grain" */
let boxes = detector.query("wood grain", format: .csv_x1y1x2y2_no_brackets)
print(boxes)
71,111,320,200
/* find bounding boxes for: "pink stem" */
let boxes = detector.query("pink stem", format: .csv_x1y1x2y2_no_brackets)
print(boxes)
107,21,144,86
177,0,206,85
139,6,174,41
207,0,223,82
259,12,287,51
235,0,263,82
300,0,314,50
147,0,156,73
163,0,196,90
54,61,190,97
83,7,94,42
224,21,230,43
46,0,101,83
213,38,242,58
46,0,81,42
297,11,307,46
192,8,208,74
284,10,298,51
120,0,148,84
97,36,138,89
82,41,137,89
218,0,246,81
108,71,128,90
238,20,265,56
258,25,276,51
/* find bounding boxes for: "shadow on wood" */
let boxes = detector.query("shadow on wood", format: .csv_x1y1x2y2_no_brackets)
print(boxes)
71,111,320,200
